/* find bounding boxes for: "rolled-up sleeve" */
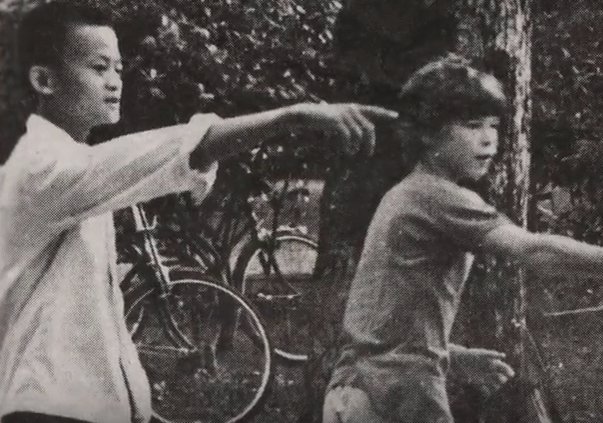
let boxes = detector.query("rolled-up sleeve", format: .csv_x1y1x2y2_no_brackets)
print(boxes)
23,113,221,230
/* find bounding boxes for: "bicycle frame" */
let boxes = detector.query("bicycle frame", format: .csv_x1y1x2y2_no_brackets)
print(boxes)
130,204,197,349
123,205,275,422
162,170,313,289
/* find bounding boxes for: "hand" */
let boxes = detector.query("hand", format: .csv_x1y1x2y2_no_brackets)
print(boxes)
451,347,515,396
288,102,399,156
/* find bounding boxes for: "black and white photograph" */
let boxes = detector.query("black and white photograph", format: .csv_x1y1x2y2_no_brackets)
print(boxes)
0,0,600,422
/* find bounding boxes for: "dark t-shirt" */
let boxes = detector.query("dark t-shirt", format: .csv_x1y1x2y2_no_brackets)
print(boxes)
329,170,511,420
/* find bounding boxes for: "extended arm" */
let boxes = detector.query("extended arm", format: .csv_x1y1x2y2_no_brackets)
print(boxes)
27,103,397,231
189,103,398,168
482,224,603,279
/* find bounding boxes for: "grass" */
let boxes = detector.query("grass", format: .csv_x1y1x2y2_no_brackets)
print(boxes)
124,272,603,422
534,314,603,422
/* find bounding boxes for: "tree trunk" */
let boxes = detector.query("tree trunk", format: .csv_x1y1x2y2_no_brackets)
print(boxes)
453,1,536,422
455,0,533,365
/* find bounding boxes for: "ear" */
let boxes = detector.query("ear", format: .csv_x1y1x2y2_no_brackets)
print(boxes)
28,65,57,96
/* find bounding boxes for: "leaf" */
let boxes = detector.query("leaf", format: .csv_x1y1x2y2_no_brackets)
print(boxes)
149,87,166,99
561,47,571,59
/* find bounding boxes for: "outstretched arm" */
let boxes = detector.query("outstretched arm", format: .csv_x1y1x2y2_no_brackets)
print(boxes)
189,102,398,168
482,224,603,279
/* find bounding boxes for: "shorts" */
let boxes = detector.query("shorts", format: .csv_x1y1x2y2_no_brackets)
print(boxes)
323,382,454,423
323,386,387,423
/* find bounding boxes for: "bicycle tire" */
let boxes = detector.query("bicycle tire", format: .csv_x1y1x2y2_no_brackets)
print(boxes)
124,277,273,423
233,232,319,362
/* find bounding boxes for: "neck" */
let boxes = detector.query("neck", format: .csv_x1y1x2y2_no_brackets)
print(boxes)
37,102,91,143
414,157,456,182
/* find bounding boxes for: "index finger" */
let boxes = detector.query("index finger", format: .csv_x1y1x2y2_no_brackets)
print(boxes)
356,105,399,121
473,348,507,359
491,359,516,378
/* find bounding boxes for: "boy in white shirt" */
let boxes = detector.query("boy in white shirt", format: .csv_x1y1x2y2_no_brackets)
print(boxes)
0,2,397,422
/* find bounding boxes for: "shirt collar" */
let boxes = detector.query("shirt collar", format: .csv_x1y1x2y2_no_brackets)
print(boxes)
26,114,75,145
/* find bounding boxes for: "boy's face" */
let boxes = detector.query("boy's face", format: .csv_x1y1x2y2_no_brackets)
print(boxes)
51,24,122,128
428,116,500,182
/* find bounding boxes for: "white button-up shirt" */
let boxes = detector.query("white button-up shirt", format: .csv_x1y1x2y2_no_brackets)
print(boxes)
0,114,220,422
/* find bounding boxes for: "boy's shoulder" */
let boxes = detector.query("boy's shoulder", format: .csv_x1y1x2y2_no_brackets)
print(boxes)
5,115,85,184
389,172,487,210
380,172,509,250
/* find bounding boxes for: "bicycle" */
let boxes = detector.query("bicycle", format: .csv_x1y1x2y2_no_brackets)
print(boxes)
120,204,273,423
232,193,319,363
147,153,321,363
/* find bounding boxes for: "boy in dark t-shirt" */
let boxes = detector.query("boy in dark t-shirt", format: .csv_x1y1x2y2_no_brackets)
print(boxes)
324,54,603,422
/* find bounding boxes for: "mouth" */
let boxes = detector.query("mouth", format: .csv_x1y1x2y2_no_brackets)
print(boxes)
105,98,121,107
474,155,493,169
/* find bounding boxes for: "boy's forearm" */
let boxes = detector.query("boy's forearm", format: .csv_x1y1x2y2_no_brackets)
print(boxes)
449,344,468,370
450,343,468,355
528,233,603,278
188,102,398,168
189,106,297,168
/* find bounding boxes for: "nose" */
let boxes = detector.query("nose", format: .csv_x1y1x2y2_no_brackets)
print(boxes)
482,126,499,153
106,68,122,92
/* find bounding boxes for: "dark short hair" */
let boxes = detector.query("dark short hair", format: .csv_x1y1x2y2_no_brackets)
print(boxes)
396,53,507,128
17,1,112,81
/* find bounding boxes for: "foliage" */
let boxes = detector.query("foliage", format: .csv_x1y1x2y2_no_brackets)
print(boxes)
93,0,342,126
532,0,603,242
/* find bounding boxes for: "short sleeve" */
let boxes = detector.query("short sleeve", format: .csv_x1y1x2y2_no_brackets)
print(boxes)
429,183,511,251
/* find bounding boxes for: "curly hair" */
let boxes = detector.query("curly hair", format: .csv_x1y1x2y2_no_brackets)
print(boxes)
396,53,507,128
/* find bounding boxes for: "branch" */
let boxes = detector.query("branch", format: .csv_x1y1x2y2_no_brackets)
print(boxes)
541,303,603,318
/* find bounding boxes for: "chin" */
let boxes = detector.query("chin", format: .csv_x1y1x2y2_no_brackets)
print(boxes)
102,112,120,125
463,172,486,182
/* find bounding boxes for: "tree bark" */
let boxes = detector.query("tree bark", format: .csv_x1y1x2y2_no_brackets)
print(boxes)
453,1,536,422
455,0,533,362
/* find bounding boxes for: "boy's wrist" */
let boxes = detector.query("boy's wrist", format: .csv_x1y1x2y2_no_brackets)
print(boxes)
449,344,470,374
450,343,469,357
280,103,310,130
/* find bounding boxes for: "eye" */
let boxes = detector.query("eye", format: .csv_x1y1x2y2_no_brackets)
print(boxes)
487,118,501,130
115,65,123,75
91,63,109,73
465,120,483,129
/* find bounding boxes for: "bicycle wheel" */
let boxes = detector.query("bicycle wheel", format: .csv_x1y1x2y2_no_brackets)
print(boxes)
233,232,319,362
124,277,273,423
